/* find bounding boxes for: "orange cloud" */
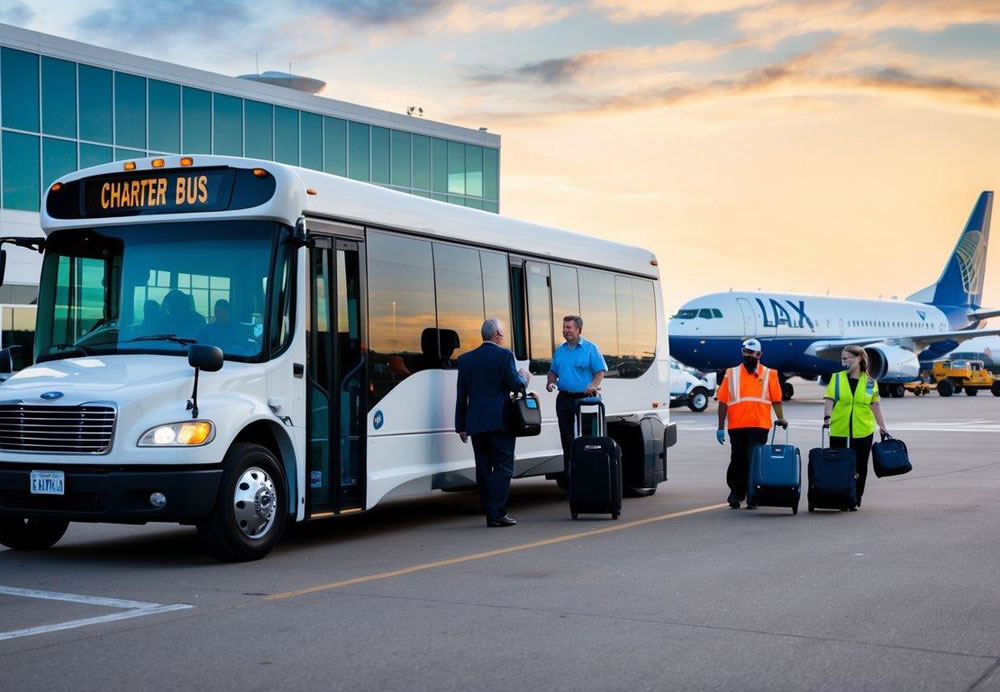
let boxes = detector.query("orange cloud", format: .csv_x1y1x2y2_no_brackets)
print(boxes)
436,2,572,33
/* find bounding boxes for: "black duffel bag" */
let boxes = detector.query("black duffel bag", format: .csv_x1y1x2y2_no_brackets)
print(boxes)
872,432,912,478
506,390,541,437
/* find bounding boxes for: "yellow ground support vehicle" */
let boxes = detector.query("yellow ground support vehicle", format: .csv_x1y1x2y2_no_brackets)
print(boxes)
903,380,932,396
932,359,1000,397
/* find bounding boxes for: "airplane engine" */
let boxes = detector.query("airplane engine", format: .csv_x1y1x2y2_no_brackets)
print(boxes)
864,345,919,383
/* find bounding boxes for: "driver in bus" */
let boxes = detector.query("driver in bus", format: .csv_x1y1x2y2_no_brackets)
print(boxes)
197,299,245,352
161,289,206,339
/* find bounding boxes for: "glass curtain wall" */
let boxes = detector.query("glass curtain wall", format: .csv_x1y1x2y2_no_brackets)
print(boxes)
0,46,500,212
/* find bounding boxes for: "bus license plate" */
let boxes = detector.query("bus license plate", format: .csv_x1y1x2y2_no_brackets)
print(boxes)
30,470,64,495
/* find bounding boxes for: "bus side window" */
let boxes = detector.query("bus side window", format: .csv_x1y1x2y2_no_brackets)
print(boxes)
525,261,552,375
509,262,527,361
366,231,436,405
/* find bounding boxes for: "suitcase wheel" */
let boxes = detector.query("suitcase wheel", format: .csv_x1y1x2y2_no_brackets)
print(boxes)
612,513,619,520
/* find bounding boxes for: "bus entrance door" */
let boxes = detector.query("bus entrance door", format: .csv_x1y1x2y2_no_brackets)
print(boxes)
307,235,367,515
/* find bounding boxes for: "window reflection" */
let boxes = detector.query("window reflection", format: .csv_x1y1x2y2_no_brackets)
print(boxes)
434,242,484,362
367,231,436,403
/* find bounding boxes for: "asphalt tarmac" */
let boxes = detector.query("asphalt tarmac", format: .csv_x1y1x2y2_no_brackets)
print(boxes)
2,382,999,691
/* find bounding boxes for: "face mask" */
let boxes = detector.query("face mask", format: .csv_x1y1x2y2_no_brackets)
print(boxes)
743,355,758,370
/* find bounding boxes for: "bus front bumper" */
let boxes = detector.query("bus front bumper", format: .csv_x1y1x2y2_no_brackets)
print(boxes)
0,464,223,523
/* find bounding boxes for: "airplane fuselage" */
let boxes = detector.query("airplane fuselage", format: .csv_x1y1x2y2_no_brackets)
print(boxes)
669,291,962,375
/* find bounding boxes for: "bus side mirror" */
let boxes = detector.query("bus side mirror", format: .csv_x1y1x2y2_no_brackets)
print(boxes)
0,346,23,375
0,249,7,288
188,344,223,372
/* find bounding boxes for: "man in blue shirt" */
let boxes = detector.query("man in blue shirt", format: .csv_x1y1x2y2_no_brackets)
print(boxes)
546,315,608,482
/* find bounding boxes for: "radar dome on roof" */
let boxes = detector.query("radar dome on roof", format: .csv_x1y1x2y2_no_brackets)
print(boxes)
237,71,326,94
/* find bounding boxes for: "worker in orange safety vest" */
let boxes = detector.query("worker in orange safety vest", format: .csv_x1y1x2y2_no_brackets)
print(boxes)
716,338,787,510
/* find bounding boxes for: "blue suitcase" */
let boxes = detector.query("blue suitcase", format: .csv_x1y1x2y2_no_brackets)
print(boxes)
807,428,857,512
872,433,911,477
747,424,801,514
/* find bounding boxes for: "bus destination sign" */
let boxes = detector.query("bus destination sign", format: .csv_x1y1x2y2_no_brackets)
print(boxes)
82,170,235,216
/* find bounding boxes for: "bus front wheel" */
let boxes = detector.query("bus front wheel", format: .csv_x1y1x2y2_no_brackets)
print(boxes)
0,516,69,550
198,443,287,562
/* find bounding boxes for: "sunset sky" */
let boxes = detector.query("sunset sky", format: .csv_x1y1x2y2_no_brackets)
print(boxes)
8,0,1000,313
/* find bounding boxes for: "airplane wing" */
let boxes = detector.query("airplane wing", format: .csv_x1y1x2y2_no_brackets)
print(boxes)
910,328,1000,350
806,328,1000,362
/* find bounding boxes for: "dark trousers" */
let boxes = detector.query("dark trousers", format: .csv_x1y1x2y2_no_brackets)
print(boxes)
727,427,769,501
471,432,515,519
830,434,874,501
556,392,587,473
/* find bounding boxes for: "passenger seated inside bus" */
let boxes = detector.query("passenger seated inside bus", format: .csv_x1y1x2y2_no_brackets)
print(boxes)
160,289,206,339
420,327,460,369
197,299,250,353
141,299,161,331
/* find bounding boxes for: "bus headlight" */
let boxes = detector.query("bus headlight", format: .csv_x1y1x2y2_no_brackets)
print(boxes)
138,421,215,446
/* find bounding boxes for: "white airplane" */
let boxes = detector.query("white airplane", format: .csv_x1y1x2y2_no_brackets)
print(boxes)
669,191,1000,399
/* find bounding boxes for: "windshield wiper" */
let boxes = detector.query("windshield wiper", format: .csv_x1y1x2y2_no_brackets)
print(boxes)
35,343,94,363
126,334,197,346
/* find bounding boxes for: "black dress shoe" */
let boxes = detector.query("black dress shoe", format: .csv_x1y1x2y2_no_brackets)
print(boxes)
728,494,740,509
486,514,517,527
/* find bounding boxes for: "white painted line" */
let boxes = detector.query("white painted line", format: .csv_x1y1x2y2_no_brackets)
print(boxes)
0,585,165,610
0,585,193,642
0,604,192,641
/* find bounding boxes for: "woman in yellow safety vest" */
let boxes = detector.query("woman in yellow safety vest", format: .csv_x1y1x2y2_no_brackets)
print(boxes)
822,345,889,510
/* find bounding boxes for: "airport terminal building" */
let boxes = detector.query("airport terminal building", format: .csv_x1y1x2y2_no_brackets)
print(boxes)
0,23,501,356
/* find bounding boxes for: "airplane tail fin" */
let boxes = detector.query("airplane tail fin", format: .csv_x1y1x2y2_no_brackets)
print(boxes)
907,191,993,309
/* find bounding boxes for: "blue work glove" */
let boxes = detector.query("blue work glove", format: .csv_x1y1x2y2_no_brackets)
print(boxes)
716,429,726,445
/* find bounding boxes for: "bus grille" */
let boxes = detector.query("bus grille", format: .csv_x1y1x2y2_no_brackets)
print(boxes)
0,404,116,454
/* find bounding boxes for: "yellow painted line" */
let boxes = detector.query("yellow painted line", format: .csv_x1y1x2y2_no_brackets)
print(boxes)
265,502,727,602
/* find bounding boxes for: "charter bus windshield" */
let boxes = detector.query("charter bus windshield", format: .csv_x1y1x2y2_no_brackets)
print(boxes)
0,155,676,561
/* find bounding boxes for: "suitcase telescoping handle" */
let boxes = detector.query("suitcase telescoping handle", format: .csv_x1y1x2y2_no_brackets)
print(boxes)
574,396,606,438
769,421,790,445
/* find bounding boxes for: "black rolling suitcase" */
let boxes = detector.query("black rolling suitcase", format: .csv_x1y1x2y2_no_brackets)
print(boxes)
569,397,622,520
807,427,857,512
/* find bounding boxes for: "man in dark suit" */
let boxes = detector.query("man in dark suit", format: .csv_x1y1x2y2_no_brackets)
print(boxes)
455,318,529,527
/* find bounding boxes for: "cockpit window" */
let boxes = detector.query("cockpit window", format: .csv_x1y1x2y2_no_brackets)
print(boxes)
673,309,697,319
712,309,723,318
698,308,713,319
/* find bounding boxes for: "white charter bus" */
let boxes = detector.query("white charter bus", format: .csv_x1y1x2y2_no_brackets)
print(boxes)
0,156,677,561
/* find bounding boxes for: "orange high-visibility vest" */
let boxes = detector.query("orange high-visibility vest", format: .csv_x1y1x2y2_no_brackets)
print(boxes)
717,365,781,429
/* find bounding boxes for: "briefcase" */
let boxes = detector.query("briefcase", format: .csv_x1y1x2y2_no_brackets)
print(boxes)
872,433,911,478
506,390,541,437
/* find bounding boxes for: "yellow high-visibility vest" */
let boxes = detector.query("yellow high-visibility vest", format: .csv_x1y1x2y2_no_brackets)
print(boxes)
824,371,879,438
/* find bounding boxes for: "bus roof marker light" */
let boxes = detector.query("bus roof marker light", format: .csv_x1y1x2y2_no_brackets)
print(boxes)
151,158,165,168
180,157,194,167
123,161,137,171
252,168,268,178
306,188,318,196
50,183,62,192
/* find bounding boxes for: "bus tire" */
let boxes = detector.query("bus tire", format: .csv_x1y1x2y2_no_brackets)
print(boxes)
624,485,657,498
198,443,287,562
965,387,978,396
937,380,954,397
781,382,794,401
0,516,69,550
991,381,1000,397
